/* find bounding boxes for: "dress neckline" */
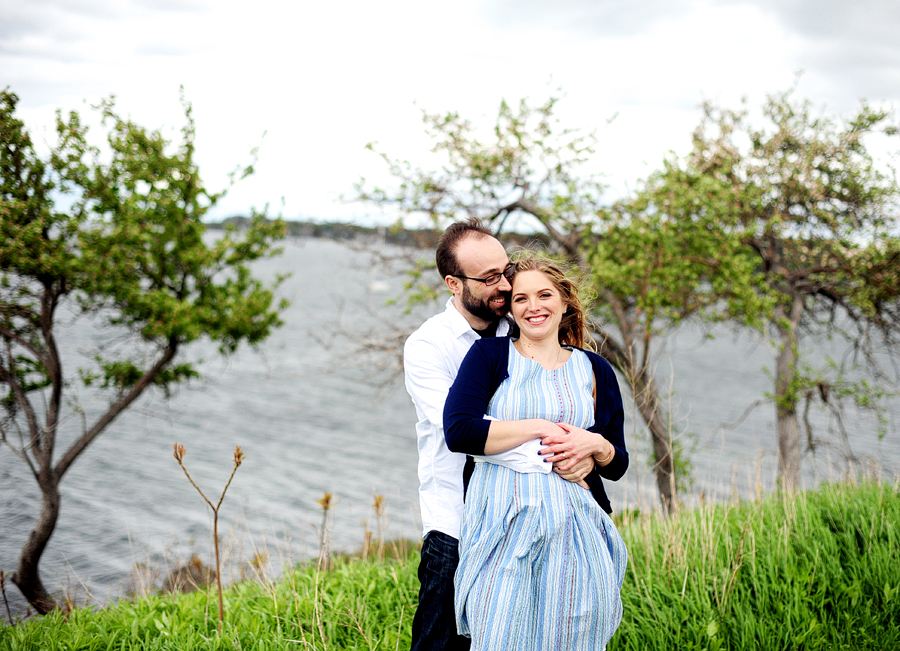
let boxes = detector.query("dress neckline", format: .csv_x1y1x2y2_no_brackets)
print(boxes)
510,338,574,371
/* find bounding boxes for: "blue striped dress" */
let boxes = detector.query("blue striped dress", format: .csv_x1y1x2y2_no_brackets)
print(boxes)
455,341,628,650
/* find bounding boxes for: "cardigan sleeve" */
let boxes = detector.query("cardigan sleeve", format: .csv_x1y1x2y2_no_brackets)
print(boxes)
443,340,496,455
587,351,629,481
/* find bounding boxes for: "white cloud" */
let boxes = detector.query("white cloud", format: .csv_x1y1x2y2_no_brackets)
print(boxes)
1,0,897,224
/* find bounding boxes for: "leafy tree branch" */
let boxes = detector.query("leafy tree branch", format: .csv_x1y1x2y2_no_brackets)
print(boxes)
0,88,286,612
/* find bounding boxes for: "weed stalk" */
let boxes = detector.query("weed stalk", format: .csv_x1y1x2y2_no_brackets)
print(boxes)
0,571,12,625
316,493,333,571
173,442,244,634
373,494,385,561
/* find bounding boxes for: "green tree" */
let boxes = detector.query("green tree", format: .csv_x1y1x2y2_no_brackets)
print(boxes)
358,96,732,513
582,197,767,506
0,89,286,613
631,88,900,490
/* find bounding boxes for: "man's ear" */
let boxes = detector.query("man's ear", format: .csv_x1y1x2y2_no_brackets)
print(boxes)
445,275,462,295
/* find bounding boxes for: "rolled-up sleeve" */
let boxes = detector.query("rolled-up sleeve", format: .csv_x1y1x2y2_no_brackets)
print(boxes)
589,354,628,481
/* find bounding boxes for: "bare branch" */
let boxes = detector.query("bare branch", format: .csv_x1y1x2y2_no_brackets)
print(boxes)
0,354,42,459
0,326,50,369
54,338,178,479
0,420,38,477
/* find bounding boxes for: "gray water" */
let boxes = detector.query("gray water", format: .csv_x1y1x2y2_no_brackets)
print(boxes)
2,237,898,616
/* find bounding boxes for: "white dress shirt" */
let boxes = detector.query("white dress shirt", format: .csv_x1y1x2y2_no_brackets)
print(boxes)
473,427,550,474
404,296,511,539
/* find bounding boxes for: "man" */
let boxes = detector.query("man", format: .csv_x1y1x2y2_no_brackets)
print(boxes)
404,219,593,650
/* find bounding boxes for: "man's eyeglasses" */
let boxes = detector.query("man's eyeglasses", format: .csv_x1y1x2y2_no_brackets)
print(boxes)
454,263,516,287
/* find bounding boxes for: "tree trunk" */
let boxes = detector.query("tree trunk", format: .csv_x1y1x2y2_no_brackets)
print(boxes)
9,339,177,613
774,297,803,492
508,217,679,513
12,469,60,614
633,372,677,513
596,334,677,514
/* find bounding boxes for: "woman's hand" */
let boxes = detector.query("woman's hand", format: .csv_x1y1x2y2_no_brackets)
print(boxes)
540,422,612,473
553,455,593,489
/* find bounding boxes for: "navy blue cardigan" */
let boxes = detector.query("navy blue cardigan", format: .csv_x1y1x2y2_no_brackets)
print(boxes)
444,336,628,514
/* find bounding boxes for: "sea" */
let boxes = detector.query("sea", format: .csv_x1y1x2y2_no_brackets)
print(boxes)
1,236,898,616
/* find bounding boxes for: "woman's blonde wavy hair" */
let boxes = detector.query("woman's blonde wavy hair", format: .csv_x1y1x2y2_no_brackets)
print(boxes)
509,250,595,351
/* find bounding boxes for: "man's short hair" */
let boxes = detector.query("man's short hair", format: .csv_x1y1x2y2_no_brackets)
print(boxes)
435,218,492,279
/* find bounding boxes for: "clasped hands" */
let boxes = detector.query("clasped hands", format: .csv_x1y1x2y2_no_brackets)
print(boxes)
539,422,613,490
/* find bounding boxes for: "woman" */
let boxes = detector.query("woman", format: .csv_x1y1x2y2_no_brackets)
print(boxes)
443,253,628,651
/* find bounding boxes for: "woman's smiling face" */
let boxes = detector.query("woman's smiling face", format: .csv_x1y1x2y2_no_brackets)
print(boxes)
511,270,566,343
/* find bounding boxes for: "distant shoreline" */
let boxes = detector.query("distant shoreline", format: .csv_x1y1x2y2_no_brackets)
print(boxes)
206,216,550,249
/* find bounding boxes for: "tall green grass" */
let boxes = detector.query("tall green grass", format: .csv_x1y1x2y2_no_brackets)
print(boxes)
612,478,900,650
2,479,898,650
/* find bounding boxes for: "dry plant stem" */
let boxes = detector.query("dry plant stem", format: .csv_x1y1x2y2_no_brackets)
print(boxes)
316,493,333,571
319,510,329,569
394,606,405,651
362,530,372,560
173,443,243,634
211,514,222,629
373,494,385,561
0,571,13,625
313,567,327,650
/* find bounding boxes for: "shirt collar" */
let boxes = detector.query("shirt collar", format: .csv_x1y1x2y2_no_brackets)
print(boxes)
444,296,511,339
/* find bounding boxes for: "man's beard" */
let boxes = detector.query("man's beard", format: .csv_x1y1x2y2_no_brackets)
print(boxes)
461,282,510,322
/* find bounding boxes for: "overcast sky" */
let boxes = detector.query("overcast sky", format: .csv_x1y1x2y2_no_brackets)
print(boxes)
2,0,898,224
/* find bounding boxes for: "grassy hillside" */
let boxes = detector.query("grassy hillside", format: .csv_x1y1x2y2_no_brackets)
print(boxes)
2,479,898,650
